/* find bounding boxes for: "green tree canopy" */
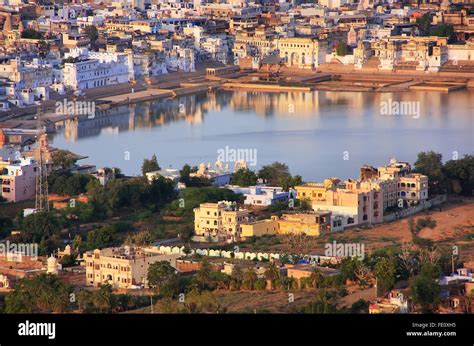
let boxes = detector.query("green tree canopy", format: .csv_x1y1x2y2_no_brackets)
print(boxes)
51,149,78,170
230,168,258,187
336,41,349,56
258,162,291,186
413,151,446,194
147,261,179,297
141,154,161,175
5,274,73,313
84,25,99,41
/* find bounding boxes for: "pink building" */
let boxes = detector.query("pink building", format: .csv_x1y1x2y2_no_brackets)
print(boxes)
0,157,38,203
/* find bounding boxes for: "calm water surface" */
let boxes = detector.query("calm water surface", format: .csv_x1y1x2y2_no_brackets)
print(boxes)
51,89,474,181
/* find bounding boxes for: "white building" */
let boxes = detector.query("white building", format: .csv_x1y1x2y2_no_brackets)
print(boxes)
226,185,295,206
191,162,231,186
146,168,181,183
62,49,134,90
165,47,196,72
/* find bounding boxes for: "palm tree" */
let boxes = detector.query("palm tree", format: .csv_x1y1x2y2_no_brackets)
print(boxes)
264,263,280,290
243,269,258,290
77,289,93,312
196,259,213,290
231,266,244,290
309,267,325,289
93,284,115,313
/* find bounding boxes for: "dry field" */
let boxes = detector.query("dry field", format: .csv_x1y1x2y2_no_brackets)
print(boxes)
240,199,474,258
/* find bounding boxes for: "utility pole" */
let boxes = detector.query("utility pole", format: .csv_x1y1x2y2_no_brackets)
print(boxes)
35,104,49,212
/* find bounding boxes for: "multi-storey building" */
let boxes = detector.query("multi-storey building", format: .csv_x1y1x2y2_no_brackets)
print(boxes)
0,156,37,203
375,158,429,204
62,49,134,90
84,246,179,289
193,201,249,242
354,36,449,71
295,158,429,229
233,27,276,62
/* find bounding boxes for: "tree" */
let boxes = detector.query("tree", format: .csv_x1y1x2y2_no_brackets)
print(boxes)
21,211,64,255
309,267,325,289
284,233,311,255
340,258,362,282
354,264,371,289
264,263,280,290
410,275,440,313
92,284,116,313
38,40,50,58
125,229,154,245
49,172,93,196
254,278,267,290
373,256,398,295
5,274,72,313
73,234,83,253
243,269,258,290
84,25,98,41
413,151,446,194
21,28,43,39
258,162,291,186
416,13,431,36
147,261,179,297
51,150,78,170
179,164,192,185
231,266,244,290
59,254,76,267
301,290,337,313
230,168,258,187
280,175,303,192
398,243,418,279
350,299,369,313
443,155,474,195
141,154,160,175
299,197,312,211
195,259,213,291
431,24,455,43
336,41,349,56
86,224,117,250
76,289,93,312
177,225,194,242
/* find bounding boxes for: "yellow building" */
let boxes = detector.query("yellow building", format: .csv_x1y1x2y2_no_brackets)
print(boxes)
193,201,249,242
376,159,429,204
241,217,278,238
296,178,383,227
295,178,341,202
399,173,429,203
241,212,331,238
84,246,179,289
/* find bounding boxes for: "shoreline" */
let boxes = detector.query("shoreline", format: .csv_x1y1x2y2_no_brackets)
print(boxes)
1,66,474,130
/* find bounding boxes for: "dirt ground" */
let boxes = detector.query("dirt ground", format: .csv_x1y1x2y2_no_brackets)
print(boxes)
241,199,474,258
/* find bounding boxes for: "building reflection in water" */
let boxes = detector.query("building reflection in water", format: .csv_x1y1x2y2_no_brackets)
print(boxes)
55,89,473,143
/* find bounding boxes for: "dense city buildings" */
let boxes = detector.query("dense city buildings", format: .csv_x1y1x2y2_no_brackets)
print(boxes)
0,0,472,338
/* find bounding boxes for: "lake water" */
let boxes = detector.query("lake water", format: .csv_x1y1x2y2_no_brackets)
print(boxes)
51,89,474,182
